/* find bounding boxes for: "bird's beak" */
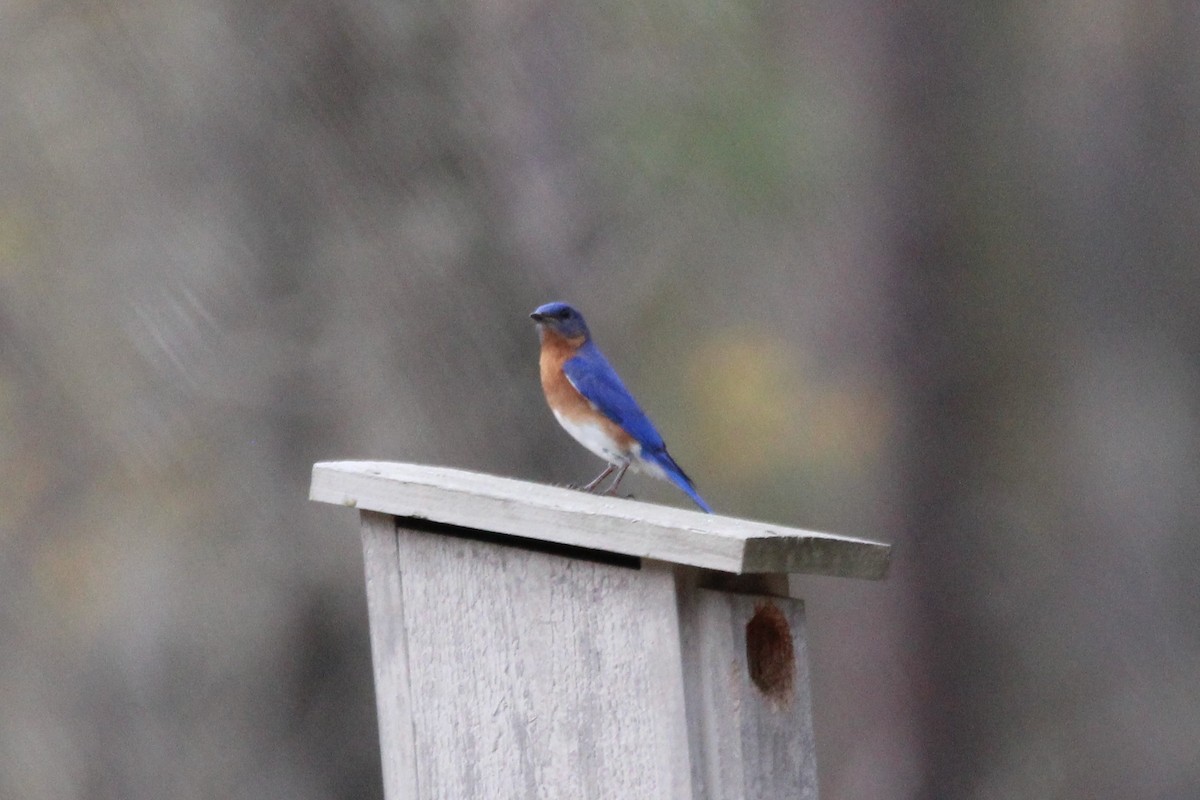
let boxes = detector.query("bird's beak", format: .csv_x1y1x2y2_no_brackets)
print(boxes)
530,312,546,323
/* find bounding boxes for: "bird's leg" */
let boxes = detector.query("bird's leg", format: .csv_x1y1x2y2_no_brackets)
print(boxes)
602,462,632,496
580,464,616,493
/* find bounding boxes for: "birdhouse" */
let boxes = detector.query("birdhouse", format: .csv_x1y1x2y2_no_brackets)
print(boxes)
310,461,889,799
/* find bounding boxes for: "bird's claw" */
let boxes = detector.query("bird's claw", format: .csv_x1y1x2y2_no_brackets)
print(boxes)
557,483,632,500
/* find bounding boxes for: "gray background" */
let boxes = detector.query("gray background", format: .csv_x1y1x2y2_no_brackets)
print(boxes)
2,1,1198,798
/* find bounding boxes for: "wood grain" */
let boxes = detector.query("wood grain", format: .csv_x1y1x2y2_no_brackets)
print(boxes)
678,582,817,800
388,521,693,799
360,511,420,799
312,461,889,579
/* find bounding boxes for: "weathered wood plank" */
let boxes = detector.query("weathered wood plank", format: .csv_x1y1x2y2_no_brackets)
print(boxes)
390,522,694,799
312,461,889,579
678,583,817,800
359,511,419,799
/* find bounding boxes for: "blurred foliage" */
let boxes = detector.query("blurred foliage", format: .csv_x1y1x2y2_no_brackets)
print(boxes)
0,0,1198,799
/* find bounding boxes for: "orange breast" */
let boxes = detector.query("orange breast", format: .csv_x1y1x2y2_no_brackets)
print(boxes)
538,330,636,454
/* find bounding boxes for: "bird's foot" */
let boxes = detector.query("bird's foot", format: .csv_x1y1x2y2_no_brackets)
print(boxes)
560,482,601,493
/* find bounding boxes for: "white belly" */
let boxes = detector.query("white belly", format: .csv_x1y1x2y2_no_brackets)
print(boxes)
552,410,667,480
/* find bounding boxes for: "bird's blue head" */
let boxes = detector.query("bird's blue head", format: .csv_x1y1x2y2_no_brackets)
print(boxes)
530,302,591,340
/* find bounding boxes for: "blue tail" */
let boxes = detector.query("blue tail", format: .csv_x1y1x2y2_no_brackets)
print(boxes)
652,450,713,513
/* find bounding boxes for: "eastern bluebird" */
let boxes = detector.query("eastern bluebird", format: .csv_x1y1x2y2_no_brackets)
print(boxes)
530,301,713,513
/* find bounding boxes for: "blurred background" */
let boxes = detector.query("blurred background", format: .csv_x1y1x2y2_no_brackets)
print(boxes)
2,0,1198,798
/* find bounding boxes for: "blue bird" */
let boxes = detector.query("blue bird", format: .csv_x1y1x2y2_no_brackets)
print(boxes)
530,301,713,513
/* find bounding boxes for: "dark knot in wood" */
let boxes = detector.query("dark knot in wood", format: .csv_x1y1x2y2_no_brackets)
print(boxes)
745,601,795,702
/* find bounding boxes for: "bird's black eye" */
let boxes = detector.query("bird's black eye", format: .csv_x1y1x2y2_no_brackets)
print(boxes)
557,308,571,319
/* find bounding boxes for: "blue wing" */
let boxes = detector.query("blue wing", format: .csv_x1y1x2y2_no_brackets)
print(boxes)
564,343,713,513
562,342,665,450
